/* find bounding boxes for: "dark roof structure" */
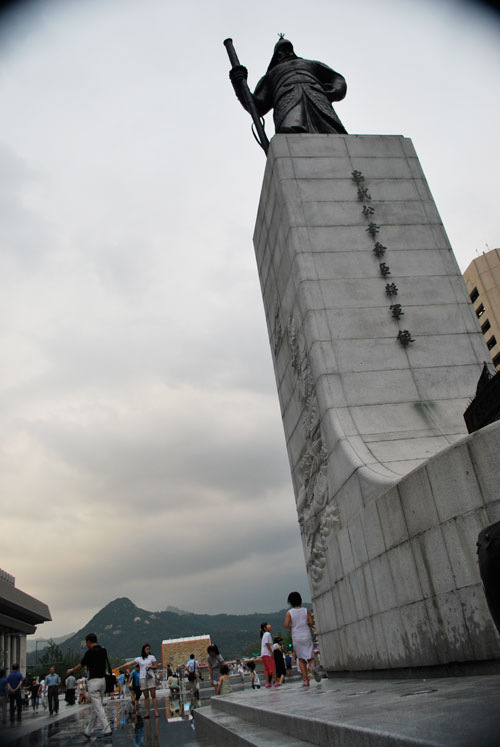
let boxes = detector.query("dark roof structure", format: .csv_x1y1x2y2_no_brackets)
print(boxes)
0,571,51,635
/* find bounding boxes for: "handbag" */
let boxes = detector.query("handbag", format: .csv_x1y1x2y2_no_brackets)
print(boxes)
105,657,117,694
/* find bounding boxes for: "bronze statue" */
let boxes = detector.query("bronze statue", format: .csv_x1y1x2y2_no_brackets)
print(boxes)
225,37,347,153
477,521,500,636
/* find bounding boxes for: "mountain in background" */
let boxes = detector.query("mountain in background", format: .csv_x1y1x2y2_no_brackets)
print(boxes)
28,597,300,663
26,631,75,653
164,605,194,616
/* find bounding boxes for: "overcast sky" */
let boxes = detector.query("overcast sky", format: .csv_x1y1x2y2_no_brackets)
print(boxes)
1,0,499,639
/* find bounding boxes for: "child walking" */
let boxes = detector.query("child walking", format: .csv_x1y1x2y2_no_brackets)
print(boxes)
284,591,321,686
260,622,279,688
246,661,260,689
206,644,225,694
216,664,232,695
236,660,246,690
272,636,286,686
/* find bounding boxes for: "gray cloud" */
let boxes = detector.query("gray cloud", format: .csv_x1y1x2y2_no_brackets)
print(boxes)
0,0,499,638
0,142,54,266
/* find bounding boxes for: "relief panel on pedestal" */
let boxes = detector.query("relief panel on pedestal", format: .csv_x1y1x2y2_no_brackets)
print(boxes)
273,306,338,588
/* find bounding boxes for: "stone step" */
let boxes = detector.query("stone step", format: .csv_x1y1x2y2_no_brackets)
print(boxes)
194,704,313,747
195,680,438,747
195,671,303,700
196,691,328,747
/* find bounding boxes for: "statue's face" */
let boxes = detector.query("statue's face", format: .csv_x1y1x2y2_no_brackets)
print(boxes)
276,46,294,63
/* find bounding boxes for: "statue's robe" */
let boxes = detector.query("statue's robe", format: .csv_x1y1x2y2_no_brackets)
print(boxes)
253,58,347,135
477,521,500,636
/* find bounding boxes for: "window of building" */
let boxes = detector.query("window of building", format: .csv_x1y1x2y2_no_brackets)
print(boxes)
481,319,491,334
476,303,485,318
470,287,479,303
493,352,500,368
487,336,497,351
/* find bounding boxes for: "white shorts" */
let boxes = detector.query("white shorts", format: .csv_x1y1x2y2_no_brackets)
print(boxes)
140,675,156,691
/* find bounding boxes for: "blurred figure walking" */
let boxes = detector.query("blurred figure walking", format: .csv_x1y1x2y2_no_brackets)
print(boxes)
66,632,112,738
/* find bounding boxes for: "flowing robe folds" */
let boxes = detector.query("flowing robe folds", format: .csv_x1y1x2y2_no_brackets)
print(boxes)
253,58,347,135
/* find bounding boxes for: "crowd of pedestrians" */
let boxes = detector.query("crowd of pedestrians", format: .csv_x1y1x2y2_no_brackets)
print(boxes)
0,662,87,726
209,590,321,692
0,589,321,739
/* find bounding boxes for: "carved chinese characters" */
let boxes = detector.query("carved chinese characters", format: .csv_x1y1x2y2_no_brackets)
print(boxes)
351,169,415,347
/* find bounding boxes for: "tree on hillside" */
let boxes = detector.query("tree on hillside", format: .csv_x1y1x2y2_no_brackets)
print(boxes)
281,630,293,653
30,639,80,679
39,640,63,668
241,642,260,659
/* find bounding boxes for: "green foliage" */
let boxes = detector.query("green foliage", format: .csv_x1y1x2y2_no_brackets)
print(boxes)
281,629,292,651
241,642,259,659
108,656,125,669
39,640,63,668
27,639,80,680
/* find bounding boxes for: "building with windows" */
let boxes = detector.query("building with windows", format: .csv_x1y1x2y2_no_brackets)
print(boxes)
463,248,500,370
161,634,211,672
0,569,51,674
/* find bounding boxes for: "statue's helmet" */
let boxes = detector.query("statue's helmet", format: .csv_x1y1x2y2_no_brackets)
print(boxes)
267,38,298,71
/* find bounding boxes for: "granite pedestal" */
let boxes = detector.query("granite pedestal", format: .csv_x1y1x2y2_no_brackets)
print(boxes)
254,135,500,670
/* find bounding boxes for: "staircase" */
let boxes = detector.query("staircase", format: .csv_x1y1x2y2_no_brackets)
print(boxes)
195,661,302,702
193,665,323,746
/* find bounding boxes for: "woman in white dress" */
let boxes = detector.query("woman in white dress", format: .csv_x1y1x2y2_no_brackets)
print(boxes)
284,591,321,686
117,643,159,718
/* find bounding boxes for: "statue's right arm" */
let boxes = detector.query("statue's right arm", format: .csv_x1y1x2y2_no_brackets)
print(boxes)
229,65,250,108
229,68,271,117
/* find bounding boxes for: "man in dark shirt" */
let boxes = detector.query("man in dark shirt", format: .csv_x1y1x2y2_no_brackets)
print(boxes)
67,633,111,738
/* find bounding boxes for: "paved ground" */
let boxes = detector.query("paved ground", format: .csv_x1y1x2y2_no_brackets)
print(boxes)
2,674,500,745
0,689,210,746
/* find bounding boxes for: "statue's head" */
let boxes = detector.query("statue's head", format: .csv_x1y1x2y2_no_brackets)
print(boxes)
267,38,298,71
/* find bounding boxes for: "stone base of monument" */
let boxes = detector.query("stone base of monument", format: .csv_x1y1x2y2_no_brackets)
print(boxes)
316,419,500,672
253,134,500,671
193,673,500,746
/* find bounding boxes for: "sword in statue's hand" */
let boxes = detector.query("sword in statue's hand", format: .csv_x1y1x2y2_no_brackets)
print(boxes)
223,38,270,155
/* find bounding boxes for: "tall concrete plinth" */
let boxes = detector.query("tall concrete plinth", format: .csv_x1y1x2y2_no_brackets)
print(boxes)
254,134,500,670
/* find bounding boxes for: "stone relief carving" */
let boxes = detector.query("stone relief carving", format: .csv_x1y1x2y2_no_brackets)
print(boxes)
272,305,283,356
273,313,338,585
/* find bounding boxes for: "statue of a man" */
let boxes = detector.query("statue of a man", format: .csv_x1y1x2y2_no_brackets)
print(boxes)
230,37,347,135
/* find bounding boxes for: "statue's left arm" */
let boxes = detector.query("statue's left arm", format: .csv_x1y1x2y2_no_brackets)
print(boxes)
313,61,347,103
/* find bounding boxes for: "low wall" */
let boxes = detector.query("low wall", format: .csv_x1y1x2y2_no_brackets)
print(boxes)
315,421,500,670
